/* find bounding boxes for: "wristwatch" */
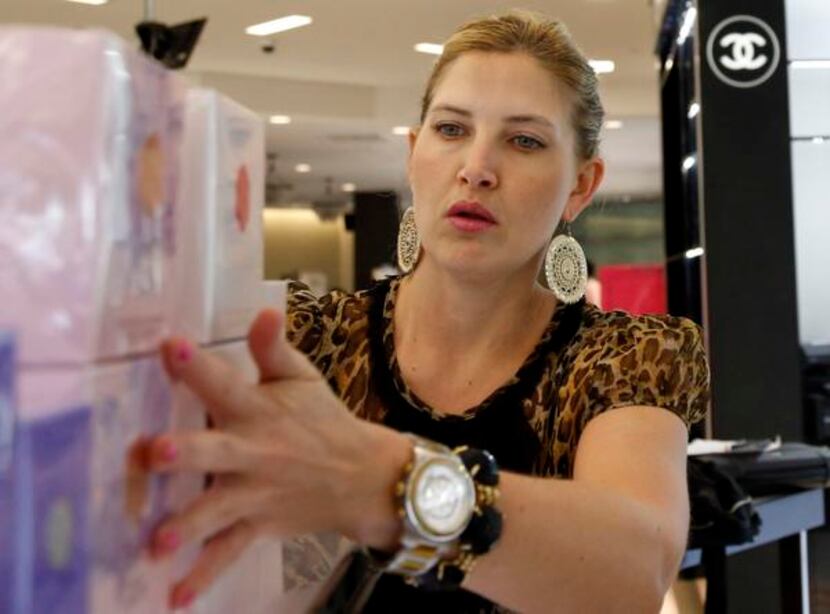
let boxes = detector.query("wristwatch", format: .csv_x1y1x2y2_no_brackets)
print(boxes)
381,435,477,577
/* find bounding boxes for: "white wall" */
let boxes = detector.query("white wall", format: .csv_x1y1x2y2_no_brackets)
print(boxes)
262,209,355,293
790,141,830,345
786,0,830,60
786,0,830,345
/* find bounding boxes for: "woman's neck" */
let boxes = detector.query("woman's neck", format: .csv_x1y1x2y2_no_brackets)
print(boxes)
395,257,556,367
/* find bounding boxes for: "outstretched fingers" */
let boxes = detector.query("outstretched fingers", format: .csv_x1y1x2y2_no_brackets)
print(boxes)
151,483,265,561
161,337,260,421
168,520,259,609
147,431,262,475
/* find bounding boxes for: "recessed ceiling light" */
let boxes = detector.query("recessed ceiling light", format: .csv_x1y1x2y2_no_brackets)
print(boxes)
269,115,291,125
246,15,312,37
66,0,108,4
682,155,696,172
414,43,444,55
589,60,615,75
342,183,356,193
604,120,624,130
392,126,411,135
295,163,311,173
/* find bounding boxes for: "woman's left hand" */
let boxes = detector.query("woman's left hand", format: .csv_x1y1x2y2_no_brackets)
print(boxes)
146,309,408,608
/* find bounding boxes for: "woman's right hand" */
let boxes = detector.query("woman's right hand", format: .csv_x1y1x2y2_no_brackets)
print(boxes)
145,310,409,608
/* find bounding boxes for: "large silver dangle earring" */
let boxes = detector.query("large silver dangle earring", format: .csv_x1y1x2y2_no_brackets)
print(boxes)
396,206,421,273
544,221,587,304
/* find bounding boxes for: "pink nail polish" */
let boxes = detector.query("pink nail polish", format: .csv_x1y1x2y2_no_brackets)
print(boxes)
156,528,180,553
158,440,177,463
173,586,196,608
175,341,193,363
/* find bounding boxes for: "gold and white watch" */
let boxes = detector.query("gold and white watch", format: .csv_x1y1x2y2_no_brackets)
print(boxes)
381,435,477,577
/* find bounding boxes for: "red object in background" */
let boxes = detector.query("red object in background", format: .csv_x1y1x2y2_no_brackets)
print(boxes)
598,263,667,315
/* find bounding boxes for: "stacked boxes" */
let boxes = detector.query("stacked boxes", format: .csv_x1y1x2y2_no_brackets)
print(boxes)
170,88,290,613
1,27,184,614
88,358,176,614
0,26,298,614
182,342,286,614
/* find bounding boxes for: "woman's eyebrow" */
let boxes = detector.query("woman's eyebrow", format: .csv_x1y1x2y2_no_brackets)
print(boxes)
430,103,472,117
430,104,556,130
505,114,555,129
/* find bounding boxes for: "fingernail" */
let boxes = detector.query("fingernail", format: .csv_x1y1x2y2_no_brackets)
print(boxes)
155,528,180,554
171,585,196,608
156,439,177,463
175,340,193,364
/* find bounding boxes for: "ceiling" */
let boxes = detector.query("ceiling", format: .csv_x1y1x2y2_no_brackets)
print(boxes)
1,0,668,204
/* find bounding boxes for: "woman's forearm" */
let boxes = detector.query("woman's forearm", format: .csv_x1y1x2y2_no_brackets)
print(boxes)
464,472,680,613
357,425,681,613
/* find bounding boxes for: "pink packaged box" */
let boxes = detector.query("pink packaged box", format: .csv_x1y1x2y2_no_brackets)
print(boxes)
179,342,284,614
261,280,288,316
87,355,193,614
0,333,14,614
16,368,93,614
0,28,183,365
15,356,195,614
174,89,265,344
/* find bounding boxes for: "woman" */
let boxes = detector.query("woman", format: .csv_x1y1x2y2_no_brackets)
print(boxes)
147,12,709,612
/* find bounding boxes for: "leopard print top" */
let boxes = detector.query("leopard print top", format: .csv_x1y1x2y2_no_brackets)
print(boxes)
287,275,709,480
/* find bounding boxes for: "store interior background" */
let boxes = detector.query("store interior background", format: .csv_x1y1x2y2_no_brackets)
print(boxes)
1,0,671,301
5,0,830,612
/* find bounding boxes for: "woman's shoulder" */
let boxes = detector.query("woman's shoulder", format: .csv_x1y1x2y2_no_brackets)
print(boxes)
577,302,705,358
286,280,373,318
286,280,374,360
560,302,710,429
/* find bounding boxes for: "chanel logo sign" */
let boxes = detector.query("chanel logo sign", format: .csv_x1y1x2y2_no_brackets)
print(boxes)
706,15,781,88
720,33,768,71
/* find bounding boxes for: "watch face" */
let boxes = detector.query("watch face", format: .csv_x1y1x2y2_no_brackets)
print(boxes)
410,458,475,538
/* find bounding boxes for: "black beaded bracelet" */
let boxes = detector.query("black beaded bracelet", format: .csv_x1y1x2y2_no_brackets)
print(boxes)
414,446,503,591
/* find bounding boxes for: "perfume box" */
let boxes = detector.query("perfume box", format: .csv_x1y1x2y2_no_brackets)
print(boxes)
0,333,15,614
0,27,183,365
15,368,93,614
174,88,265,344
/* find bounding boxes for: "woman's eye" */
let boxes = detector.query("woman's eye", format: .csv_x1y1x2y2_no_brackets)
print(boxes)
512,135,545,150
436,123,465,138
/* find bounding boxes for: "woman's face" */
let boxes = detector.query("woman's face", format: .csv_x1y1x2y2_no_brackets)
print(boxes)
408,51,601,280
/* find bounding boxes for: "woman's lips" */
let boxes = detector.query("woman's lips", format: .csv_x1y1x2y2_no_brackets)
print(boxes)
448,216,497,232
446,201,498,232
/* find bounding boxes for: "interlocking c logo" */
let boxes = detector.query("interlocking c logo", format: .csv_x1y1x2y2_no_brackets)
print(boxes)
706,15,781,89
719,33,768,71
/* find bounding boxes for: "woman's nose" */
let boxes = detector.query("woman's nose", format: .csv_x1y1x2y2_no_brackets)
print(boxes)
457,143,499,189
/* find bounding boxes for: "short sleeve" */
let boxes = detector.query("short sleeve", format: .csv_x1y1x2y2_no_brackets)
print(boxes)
286,281,326,364
568,313,710,434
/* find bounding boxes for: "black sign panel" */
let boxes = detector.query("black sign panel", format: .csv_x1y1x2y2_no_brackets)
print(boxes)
698,0,802,441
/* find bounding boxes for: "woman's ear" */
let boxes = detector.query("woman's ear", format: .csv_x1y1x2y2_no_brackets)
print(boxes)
408,128,418,155
563,157,605,222
406,127,420,183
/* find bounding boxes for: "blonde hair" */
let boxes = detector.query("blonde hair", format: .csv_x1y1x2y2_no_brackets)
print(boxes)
419,11,604,160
